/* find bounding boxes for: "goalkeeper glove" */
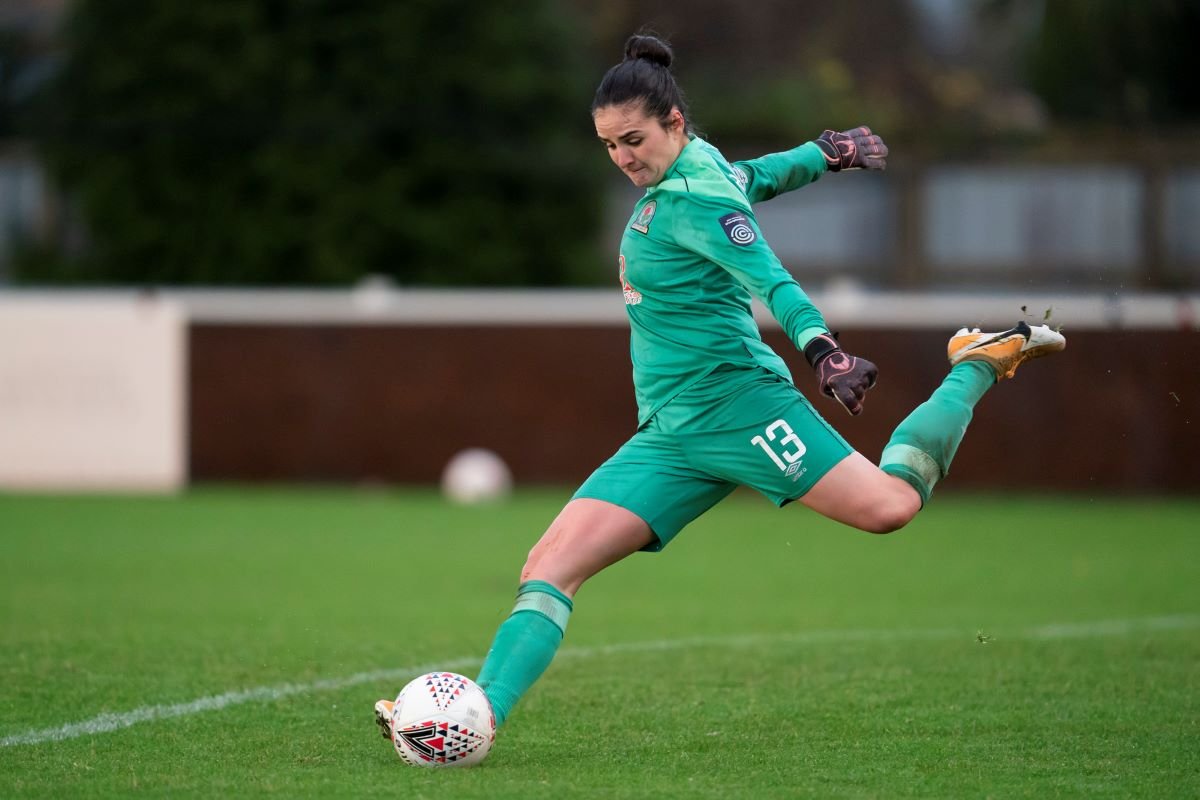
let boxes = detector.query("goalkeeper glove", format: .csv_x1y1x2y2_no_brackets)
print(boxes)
814,126,888,171
804,333,878,416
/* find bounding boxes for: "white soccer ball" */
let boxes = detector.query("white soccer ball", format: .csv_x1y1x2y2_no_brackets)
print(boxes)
390,672,496,767
440,448,512,504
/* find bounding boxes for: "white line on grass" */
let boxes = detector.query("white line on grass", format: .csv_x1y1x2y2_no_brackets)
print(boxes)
0,659,482,749
2,613,1196,749
1025,613,1200,639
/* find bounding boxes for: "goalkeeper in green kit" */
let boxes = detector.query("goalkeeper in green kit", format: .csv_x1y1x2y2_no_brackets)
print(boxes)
376,33,1065,744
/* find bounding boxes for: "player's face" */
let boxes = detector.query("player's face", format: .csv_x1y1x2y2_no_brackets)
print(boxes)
594,102,688,188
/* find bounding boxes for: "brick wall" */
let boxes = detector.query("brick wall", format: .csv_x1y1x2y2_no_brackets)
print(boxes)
190,325,1199,493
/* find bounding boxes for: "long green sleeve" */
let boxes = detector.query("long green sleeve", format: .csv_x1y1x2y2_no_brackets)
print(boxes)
732,142,829,204
664,189,829,353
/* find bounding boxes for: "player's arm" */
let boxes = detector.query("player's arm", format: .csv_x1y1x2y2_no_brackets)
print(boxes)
732,142,828,204
733,126,888,204
670,193,878,415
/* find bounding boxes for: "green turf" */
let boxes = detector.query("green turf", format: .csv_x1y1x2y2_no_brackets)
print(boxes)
1,488,1198,798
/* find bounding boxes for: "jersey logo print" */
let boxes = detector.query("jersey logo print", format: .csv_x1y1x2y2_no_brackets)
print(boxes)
619,254,642,305
731,166,749,191
719,212,757,246
630,200,656,234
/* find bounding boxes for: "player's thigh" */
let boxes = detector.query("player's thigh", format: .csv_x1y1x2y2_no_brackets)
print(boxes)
798,451,921,533
520,498,655,596
680,375,853,507
570,426,735,554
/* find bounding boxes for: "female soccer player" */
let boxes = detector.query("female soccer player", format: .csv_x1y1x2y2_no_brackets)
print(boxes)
377,33,1064,745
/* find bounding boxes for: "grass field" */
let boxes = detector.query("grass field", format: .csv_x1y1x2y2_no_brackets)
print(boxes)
1,488,1198,798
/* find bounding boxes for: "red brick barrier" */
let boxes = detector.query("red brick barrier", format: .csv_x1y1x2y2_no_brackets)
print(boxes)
190,325,1198,493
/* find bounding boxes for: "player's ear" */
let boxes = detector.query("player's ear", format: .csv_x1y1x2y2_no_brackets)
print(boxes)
665,107,684,133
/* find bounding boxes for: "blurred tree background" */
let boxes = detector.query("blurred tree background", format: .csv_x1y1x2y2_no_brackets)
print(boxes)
1024,0,1200,126
9,0,604,285
1,0,1198,286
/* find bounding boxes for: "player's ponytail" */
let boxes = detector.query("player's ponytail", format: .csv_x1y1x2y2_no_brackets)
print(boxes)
592,33,691,133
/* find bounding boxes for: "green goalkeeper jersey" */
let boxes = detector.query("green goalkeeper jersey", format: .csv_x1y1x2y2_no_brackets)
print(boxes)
619,136,833,425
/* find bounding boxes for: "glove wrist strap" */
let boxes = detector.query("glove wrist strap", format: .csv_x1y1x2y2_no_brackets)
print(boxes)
812,135,842,171
804,333,841,368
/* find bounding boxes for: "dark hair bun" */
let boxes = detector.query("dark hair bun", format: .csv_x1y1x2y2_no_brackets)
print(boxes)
624,34,673,68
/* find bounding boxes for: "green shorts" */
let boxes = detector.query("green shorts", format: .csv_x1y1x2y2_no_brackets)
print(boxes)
573,367,852,551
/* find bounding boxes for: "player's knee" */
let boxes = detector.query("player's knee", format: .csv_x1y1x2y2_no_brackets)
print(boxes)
519,518,571,584
519,537,548,581
862,491,921,534
520,539,552,582
519,553,538,582
864,510,909,535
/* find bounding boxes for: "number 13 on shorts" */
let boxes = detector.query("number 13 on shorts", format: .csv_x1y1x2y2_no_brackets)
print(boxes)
751,418,807,476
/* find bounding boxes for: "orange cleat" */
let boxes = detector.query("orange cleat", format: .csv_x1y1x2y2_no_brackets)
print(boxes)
948,321,1065,380
374,699,395,740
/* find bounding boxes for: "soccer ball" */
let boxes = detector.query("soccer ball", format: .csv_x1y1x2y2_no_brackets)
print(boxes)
390,672,496,767
440,448,512,504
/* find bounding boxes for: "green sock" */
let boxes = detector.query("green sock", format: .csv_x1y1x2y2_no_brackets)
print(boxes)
476,580,573,726
880,362,994,504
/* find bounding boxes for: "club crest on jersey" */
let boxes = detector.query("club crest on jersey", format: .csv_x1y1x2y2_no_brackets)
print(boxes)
719,212,757,246
630,201,657,234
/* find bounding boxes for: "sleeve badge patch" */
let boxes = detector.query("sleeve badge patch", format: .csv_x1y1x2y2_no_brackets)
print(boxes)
630,200,657,234
718,212,757,246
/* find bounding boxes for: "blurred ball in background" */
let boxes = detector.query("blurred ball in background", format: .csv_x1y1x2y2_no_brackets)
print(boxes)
440,448,513,505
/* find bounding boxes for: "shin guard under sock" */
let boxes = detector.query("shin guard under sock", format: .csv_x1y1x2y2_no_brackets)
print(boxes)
475,580,573,726
880,361,994,504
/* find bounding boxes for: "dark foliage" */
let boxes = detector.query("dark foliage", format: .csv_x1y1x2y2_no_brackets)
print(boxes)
19,0,604,286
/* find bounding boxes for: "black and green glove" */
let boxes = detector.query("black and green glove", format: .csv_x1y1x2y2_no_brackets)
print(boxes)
804,333,878,416
814,126,888,171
